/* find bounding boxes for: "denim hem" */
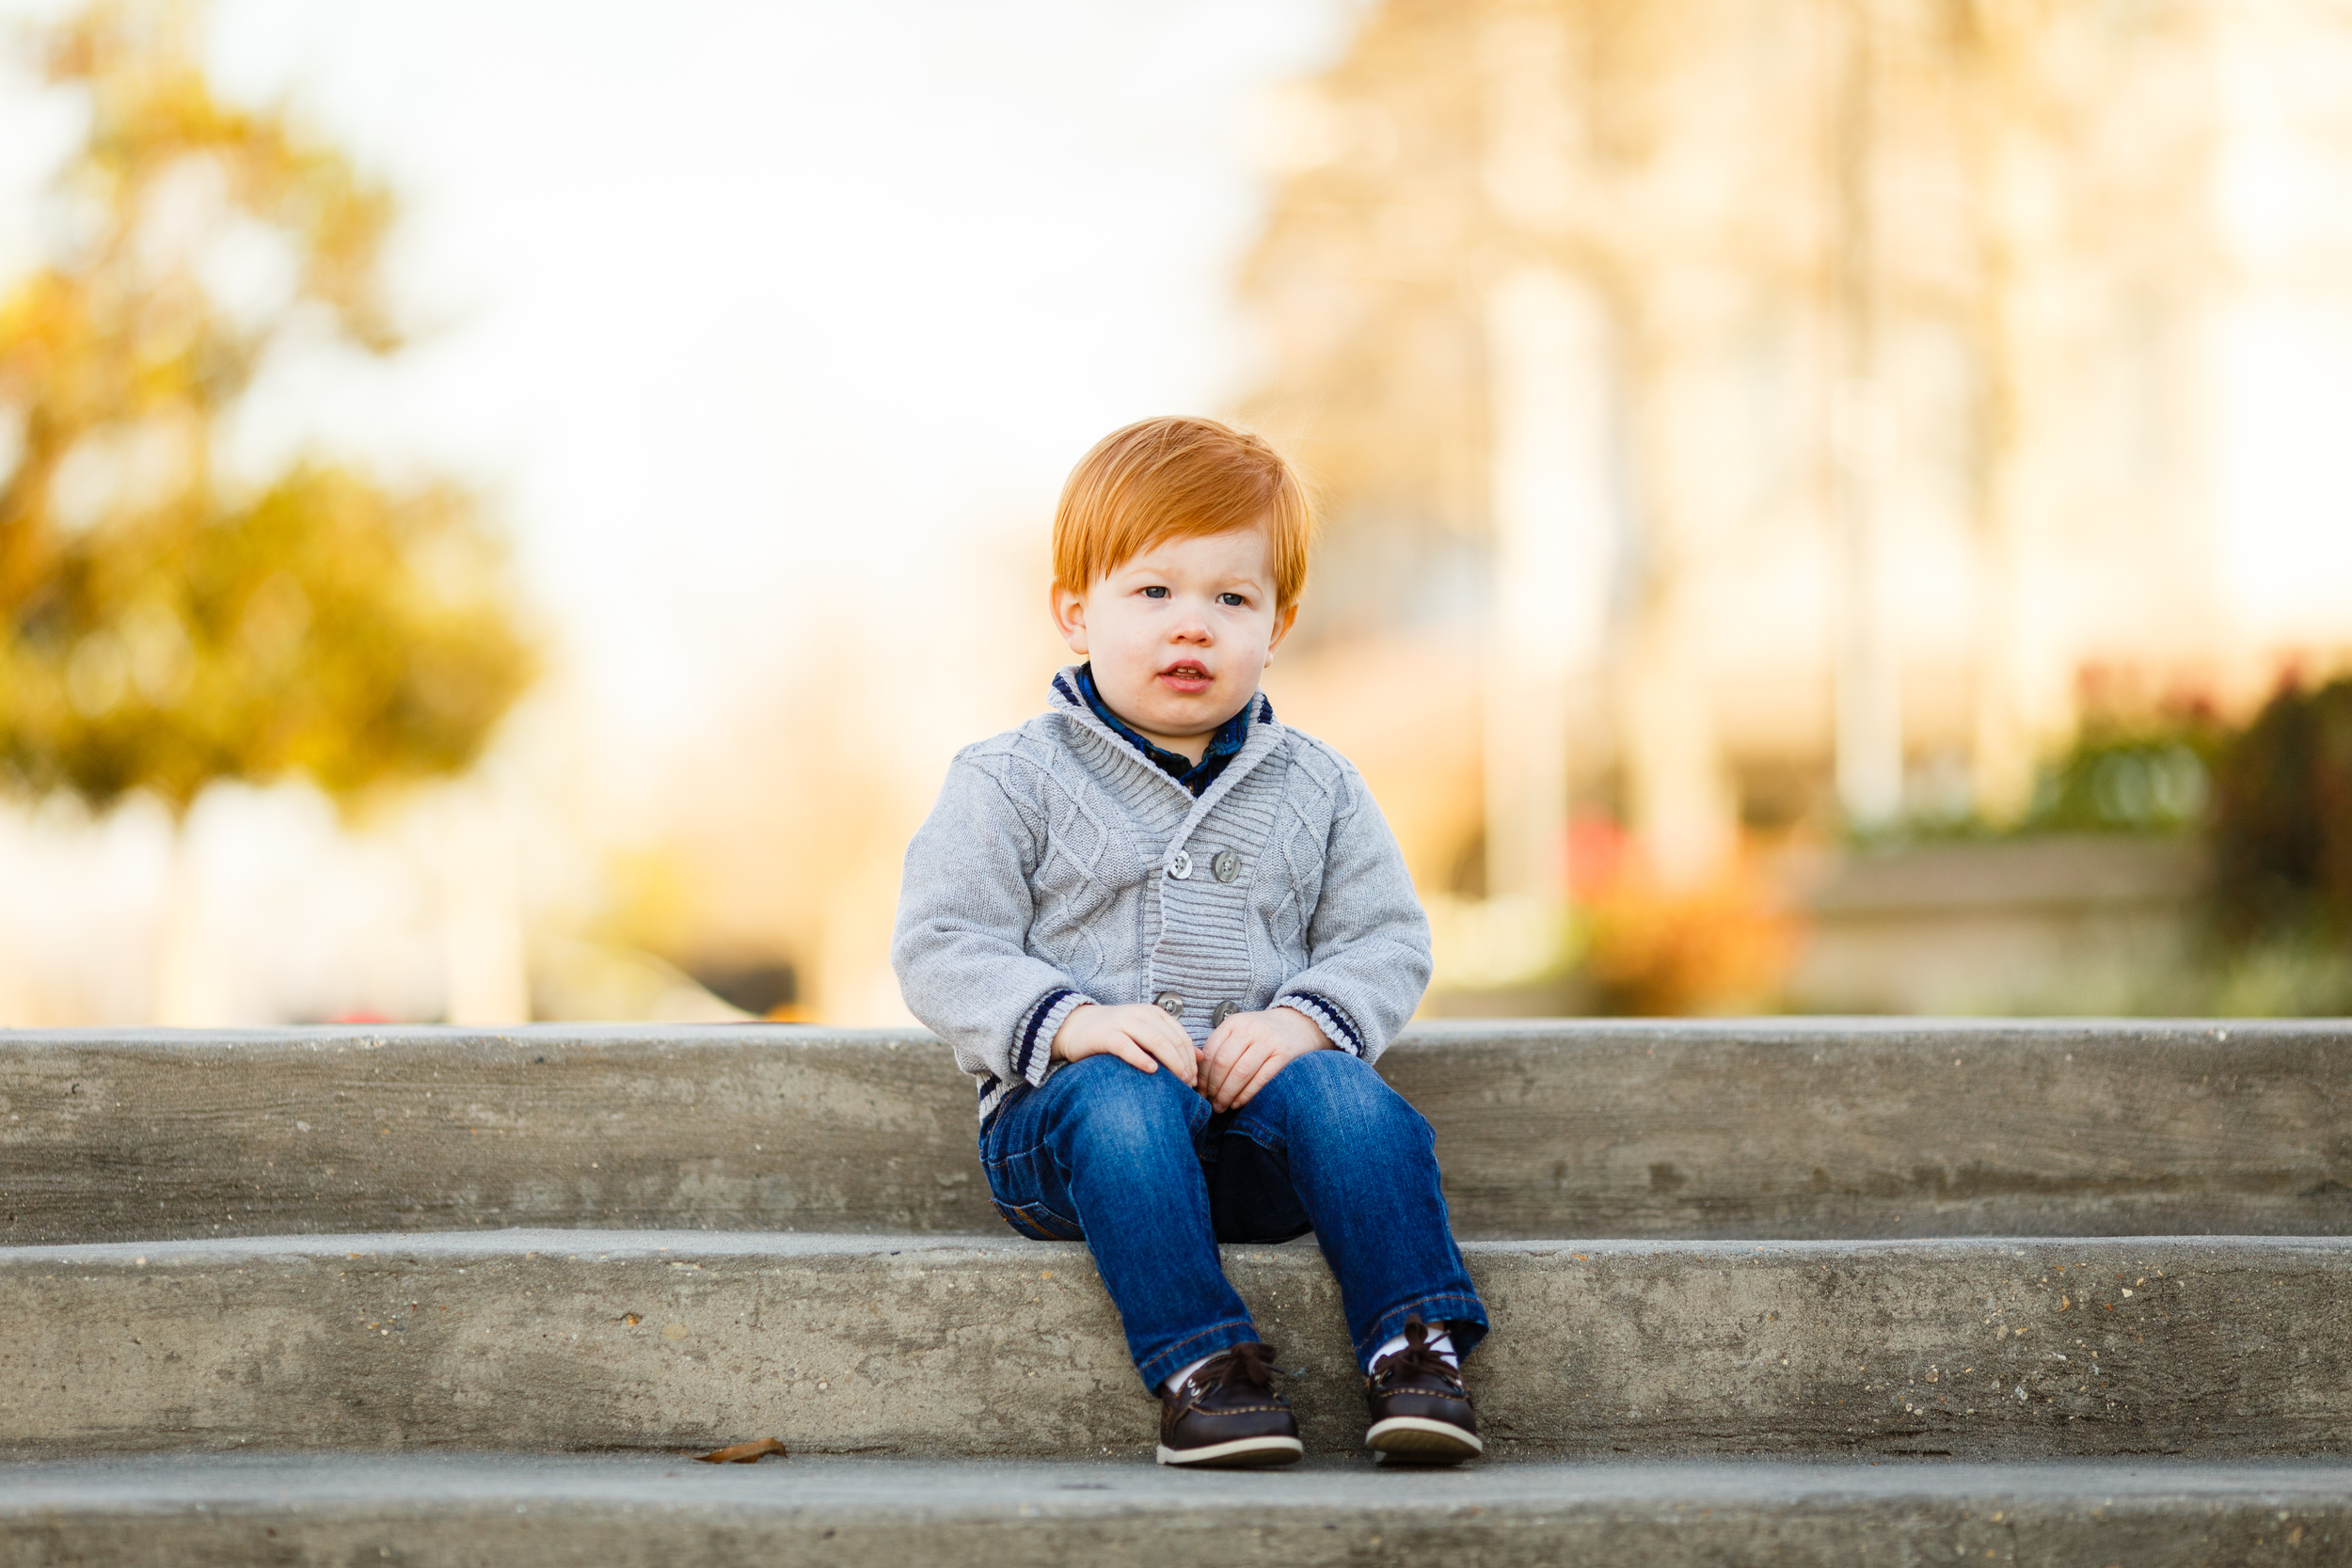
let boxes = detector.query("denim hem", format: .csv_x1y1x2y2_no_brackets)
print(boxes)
1355,1292,1489,1372
1136,1318,1262,1394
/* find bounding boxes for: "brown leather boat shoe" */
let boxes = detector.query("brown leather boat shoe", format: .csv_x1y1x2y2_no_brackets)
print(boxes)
1364,1319,1482,1464
1156,1341,1304,1467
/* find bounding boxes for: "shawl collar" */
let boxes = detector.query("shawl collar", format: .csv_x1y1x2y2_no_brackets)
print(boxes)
1047,664,1284,843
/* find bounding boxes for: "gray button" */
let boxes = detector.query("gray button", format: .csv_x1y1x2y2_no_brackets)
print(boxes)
1212,850,1241,883
1154,990,1184,1018
1167,849,1193,879
1210,999,1241,1028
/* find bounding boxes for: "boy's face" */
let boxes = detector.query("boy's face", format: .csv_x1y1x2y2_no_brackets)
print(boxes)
1051,520,1297,758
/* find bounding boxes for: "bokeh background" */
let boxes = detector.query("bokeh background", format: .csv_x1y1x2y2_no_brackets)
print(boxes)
4,0,2349,1030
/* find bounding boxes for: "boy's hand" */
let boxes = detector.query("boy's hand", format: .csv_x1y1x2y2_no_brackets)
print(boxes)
1201,1006,1331,1111
1050,1002,1199,1085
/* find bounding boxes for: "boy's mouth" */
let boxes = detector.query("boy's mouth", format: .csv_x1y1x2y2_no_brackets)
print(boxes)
1158,660,1213,692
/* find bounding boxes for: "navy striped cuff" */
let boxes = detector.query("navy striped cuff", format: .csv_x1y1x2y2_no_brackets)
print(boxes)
1010,988,1089,1085
1277,992,1366,1057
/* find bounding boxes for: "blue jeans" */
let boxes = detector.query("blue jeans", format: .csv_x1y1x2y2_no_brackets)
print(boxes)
978,1050,1488,1392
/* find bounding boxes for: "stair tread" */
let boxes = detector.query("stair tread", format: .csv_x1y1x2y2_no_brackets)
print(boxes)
5,1454,2346,1566
13,1225,2352,1256
7,1450,2351,1508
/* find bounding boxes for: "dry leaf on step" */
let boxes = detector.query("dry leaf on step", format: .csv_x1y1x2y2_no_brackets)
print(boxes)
693,1438,788,1464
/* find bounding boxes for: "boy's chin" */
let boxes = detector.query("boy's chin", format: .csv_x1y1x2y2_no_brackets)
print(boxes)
1135,688,1235,726
1103,695,1236,752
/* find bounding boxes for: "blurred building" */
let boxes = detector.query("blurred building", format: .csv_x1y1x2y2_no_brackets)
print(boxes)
1241,0,2352,910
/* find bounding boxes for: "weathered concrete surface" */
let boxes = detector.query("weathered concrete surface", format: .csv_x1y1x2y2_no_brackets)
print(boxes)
2,1230,2347,1461
3,1455,2348,1568
5,1021,2349,1243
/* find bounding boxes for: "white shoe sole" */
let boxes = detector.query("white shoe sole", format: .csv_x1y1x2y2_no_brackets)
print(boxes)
1365,1415,1483,1463
1155,1433,1306,1468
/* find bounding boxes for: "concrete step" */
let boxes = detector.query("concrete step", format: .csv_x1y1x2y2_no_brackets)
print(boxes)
2,1453,2347,1567
5,1229,2348,1461
5,1020,2348,1243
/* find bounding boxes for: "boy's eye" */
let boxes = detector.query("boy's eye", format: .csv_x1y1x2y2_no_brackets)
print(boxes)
1141,586,1168,599
1217,592,1248,607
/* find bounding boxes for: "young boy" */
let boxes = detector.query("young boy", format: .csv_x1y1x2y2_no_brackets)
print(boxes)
891,416,1486,1467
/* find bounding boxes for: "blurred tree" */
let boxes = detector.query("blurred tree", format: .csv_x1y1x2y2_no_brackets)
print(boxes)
1246,0,2347,1016
1239,0,1825,895
0,2,532,816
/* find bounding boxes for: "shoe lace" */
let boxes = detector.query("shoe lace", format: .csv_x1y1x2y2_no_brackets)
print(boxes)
1210,1340,1279,1397
1375,1319,1462,1389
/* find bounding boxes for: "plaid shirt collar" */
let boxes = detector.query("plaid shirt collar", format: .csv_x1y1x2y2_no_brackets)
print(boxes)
1071,662,1267,798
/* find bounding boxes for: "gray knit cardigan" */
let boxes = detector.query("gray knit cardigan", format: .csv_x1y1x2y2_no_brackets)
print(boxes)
891,666,1435,1123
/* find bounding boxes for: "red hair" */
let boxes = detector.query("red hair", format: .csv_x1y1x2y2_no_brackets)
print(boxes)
1052,417,1313,606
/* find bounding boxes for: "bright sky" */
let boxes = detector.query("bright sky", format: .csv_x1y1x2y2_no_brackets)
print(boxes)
3,0,1353,756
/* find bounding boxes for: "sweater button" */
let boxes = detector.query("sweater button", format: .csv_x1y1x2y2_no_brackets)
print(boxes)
1210,1000,1241,1028
1167,850,1193,879
1211,850,1240,883
1154,991,1184,1018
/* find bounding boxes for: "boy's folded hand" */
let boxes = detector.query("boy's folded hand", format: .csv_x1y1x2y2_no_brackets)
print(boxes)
1201,1006,1331,1112
1049,1002,1200,1085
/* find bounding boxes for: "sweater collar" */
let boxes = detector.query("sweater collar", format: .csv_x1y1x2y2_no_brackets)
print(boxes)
1050,664,1274,800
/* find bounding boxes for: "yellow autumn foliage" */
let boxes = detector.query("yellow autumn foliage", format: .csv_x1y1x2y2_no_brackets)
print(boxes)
0,2,531,814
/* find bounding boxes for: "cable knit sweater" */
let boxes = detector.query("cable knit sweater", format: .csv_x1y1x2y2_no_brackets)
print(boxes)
891,665,1435,1124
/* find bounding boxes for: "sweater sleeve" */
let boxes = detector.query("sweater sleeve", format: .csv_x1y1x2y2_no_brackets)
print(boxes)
891,753,1095,1087
1272,763,1433,1064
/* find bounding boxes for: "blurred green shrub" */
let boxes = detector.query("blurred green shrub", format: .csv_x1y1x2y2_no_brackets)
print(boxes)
2013,684,2230,836
2206,675,2352,946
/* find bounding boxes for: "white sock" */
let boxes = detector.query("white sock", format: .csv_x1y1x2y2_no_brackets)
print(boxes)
1372,1326,1456,1370
1161,1354,1215,1396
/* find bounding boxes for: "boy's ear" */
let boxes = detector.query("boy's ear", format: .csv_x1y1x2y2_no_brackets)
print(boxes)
1265,599,1299,663
1050,582,1089,656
